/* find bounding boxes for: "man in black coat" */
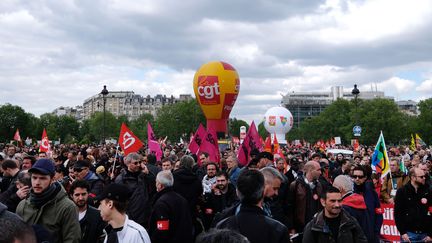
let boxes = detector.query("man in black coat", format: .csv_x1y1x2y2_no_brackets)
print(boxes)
216,169,289,243
394,167,432,242
148,170,193,243
69,180,106,243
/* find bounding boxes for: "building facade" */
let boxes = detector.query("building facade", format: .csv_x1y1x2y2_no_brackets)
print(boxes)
396,100,418,116
281,86,393,128
52,106,84,121
82,91,192,120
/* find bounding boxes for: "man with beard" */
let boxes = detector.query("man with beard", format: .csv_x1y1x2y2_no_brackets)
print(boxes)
202,162,218,194
284,157,302,186
394,167,432,242
70,180,106,243
202,171,238,229
380,158,409,204
16,159,81,243
352,166,383,243
302,186,367,243
73,160,105,200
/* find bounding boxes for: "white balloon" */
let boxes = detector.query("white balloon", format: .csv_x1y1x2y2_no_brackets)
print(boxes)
263,106,293,144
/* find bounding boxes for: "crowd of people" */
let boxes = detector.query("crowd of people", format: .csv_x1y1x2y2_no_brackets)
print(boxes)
0,142,431,243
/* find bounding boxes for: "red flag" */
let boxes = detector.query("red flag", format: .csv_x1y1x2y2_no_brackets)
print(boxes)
273,134,284,159
264,135,272,153
206,127,220,163
39,128,50,152
237,121,263,167
353,139,359,152
118,123,143,156
147,122,163,161
13,129,21,141
189,124,206,155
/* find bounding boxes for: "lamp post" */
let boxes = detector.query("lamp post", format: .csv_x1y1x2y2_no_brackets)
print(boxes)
351,84,361,137
100,85,109,144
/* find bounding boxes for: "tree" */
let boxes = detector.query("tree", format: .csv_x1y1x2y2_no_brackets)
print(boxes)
87,112,118,143
154,99,205,142
130,113,155,141
416,98,432,144
0,104,33,142
258,121,268,140
228,118,249,137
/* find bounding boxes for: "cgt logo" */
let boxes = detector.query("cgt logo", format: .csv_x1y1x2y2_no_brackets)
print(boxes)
197,76,220,105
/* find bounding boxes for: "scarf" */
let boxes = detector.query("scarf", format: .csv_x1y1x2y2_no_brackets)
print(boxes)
30,182,61,208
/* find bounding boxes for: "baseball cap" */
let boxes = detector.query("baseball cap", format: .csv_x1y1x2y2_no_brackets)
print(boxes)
29,159,55,176
97,183,131,203
74,160,91,169
258,151,274,161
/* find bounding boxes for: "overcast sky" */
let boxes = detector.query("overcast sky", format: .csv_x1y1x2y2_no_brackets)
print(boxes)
1,0,432,124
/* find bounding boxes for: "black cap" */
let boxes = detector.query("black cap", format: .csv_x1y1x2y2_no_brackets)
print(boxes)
97,183,131,203
258,151,274,161
29,159,55,176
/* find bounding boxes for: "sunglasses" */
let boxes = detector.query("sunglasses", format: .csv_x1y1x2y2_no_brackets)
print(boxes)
74,168,84,172
416,175,426,179
351,175,365,179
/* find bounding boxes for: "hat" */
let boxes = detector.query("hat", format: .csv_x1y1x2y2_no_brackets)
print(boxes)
29,159,55,176
290,157,300,165
258,151,274,161
74,160,91,169
97,184,131,203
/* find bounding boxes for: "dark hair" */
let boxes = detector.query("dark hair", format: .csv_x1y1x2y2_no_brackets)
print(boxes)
201,152,209,158
69,180,90,195
206,162,219,171
321,186,341,199
147,153,157,165
311,153,322,159
196,229,249,243
216,171,229,180
17,171,31,187
237,169,264,205
112,200,128,214
352,165,366,176
0,217,36,243
247,157,260,168
1,159,18,170
23,156,36,165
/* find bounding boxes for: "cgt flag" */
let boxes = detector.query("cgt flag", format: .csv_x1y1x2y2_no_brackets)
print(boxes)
147,122,163,161
39,128,50,152
371,131,390,179
118,123,143,156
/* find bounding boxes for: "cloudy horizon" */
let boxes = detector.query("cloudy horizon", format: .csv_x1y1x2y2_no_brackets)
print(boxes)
1,0,431,124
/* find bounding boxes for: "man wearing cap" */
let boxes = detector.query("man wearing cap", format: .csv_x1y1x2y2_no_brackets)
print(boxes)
257,152,274,169
16,158,81,243
73,160,105,199
98,183,151,243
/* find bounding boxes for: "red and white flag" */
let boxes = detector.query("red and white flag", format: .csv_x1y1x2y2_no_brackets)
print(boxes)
13,129,21,141
39,128,50,152
237,121,263,167
147,122,162,161
118,123,143,156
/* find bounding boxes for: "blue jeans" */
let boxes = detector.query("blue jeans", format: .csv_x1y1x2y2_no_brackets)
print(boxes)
400,231,427,242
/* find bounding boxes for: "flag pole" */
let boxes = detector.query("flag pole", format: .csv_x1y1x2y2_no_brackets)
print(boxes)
110,145,120,180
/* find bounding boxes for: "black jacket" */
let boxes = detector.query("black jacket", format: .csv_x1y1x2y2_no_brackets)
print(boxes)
202,183,238,229
172,168,203,217
148,187,193,243
114,170,155,226
394,182,432,236
79,206,106,243
216,204,289,243
302,209,368,243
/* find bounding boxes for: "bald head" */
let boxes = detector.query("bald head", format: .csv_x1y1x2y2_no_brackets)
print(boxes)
304,161,321,181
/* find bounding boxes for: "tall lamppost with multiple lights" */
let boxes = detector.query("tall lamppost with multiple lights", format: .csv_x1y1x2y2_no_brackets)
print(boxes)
351,84,361,137
101,85,109,144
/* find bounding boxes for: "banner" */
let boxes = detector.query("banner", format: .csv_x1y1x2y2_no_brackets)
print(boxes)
380,203,400,242
237,121,262,166
118,123,143,156
189,124,206,155
39,128,50,152
147,122,163,161
371,132,390,179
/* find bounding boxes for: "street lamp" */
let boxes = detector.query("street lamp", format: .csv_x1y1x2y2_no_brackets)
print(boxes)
100,85,109,144
351,84,361,137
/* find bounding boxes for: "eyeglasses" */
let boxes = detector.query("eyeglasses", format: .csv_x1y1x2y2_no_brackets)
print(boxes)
416,175,426,179
74,168,84,173
351,175,365,179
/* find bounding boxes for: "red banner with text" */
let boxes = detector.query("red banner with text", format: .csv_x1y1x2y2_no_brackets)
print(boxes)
380,203,400,242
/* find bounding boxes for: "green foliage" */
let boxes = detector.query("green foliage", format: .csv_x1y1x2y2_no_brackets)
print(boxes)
0,104,35,142
229,118,249,137
415,98,432,144
88,112,118,143
154,99,205,142
258,121,268,139
130,113,155,141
